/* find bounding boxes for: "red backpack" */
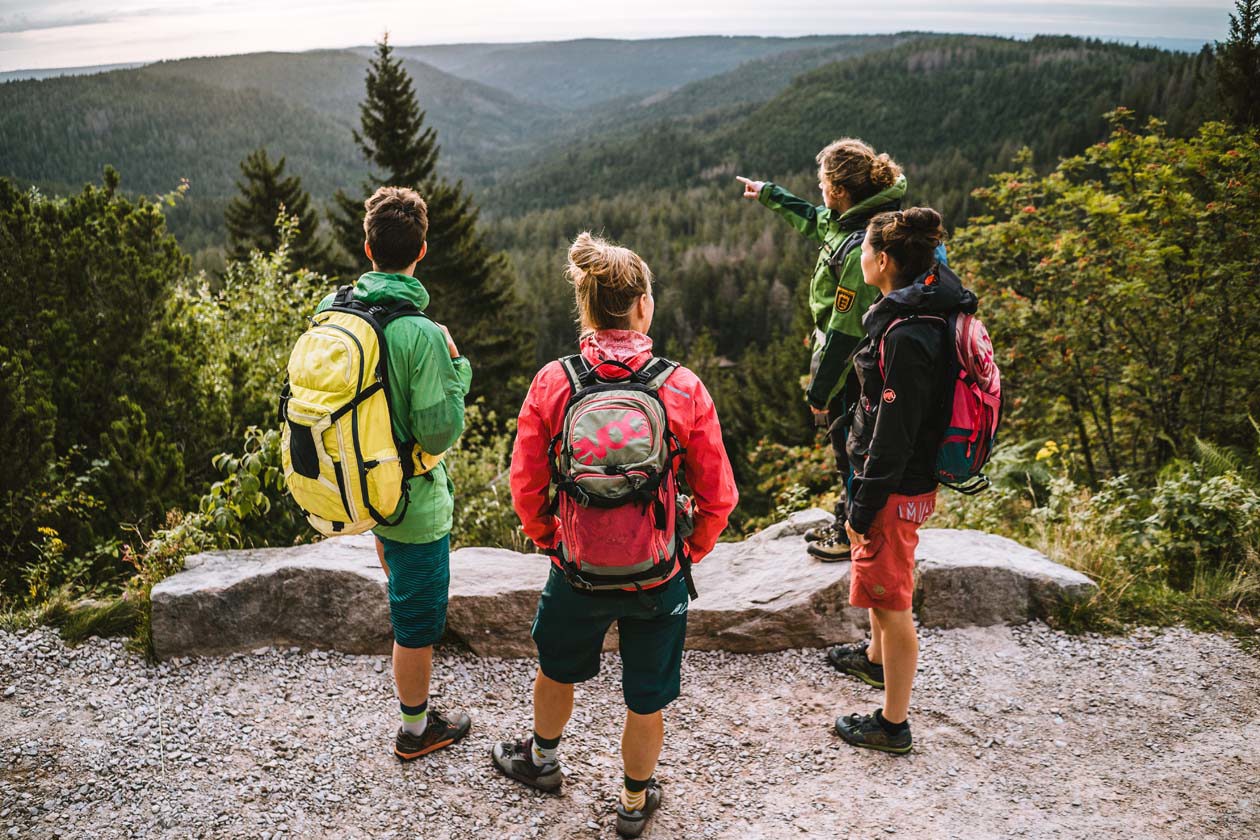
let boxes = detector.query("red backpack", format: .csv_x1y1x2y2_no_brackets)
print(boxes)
878,275,1003,494
546,355,693,594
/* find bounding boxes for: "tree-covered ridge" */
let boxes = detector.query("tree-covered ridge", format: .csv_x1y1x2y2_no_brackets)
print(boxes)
496,36,1219,221
0,70,361,199
391,35,860,108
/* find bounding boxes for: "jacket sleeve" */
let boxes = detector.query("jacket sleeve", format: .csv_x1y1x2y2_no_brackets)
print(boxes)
757,182,833,244
848,331,935,534
407,325,472,455
510,368,560,549
680,379,739,562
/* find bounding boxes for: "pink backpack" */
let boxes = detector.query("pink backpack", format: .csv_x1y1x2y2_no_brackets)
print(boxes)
546,355,691,594
879,299,1002,495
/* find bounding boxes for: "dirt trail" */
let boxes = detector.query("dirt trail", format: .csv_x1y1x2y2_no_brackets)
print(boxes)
2,623,1257,839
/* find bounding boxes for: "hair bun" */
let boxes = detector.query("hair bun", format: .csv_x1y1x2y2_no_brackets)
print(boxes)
902,207,943,237
869,154,897,188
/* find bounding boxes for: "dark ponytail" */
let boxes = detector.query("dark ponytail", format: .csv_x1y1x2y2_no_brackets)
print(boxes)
866,207,946,286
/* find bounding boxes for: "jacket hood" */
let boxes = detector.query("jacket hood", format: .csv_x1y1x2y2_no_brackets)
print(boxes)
863,263,978,338
838,175,908,229
579,329,654,377
354,271,430,310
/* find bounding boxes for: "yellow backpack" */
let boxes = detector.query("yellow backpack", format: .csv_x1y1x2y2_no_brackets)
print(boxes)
279,287,444,536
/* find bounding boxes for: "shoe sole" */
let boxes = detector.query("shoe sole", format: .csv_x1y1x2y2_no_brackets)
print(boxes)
841,665,885,689
833,726,912,755
806,547,851,563
394,724,471,761
395,737,457,761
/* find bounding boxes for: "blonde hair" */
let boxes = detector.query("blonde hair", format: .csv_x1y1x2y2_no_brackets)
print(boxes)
816,138,903,202
566,232,652,331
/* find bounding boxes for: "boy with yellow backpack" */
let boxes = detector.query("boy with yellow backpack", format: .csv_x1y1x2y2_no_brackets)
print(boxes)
280,186,473,760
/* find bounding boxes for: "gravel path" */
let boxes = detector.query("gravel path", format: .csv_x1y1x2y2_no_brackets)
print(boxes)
2,623,1257,839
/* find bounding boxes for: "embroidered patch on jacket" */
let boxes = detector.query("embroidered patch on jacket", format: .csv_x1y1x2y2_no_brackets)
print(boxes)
882,388,897,403
835,287,855,313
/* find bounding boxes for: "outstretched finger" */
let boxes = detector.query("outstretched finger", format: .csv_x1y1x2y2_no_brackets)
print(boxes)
735,176,753,186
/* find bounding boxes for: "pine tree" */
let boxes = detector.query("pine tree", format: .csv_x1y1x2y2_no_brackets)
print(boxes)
225,148,333,272
1218,0,1260,127
331,35,529,413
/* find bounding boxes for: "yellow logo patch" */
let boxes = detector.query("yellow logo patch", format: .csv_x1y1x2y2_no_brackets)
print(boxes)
835,287,855,313
872,584,886,597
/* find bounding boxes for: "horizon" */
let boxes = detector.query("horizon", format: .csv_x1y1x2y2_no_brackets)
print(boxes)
0,0,1236,74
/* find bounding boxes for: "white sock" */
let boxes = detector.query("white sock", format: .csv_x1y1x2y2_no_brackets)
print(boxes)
400,702,428,736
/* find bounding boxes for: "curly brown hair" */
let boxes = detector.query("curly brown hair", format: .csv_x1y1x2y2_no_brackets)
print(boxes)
817,138,903,204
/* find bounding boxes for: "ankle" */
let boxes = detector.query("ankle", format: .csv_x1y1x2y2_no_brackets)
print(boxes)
876,708,909,733
621,774,649,811
531,731,561,767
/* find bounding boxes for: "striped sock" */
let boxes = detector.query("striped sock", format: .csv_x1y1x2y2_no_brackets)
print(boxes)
400,700,428,736
531,731,560,767
621,774,648,812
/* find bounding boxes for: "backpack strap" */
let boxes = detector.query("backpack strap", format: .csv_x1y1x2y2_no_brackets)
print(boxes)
825,229,867,282
559,354,596,392
634,356,680,388
877,315,948,379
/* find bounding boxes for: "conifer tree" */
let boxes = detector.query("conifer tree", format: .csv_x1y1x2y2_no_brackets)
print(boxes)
225,148,332,272
1218,0,1260,127
331,34,528,413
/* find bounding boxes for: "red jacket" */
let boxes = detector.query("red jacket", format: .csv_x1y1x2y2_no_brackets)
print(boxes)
510,330,738,572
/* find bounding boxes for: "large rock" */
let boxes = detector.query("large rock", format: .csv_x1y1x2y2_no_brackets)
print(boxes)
914,528,1097,628
150,508,1096,659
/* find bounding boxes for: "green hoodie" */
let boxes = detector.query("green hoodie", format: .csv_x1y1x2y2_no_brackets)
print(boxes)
317,272,473,544
758,175,908,407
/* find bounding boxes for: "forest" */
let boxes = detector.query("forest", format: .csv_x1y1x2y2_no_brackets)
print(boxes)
2,18,1260,648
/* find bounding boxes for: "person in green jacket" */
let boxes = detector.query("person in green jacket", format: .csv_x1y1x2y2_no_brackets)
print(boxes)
316,186,473,761
737,138,909,562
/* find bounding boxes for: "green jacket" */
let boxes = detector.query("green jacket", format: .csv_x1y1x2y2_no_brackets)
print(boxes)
317,272,472,544
758,175,908,407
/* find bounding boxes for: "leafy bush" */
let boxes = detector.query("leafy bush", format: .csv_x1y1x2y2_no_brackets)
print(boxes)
953,116,1260,481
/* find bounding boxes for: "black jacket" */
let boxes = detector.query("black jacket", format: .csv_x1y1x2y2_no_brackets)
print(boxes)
846,265,978,534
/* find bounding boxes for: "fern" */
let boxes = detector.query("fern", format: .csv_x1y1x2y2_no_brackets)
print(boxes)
1193,437,1245,478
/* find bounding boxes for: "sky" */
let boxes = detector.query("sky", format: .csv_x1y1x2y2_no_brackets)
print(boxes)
0,0,1238,72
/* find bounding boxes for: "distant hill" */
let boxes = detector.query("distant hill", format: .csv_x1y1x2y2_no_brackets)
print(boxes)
0,62,147,83
494,35,1219,222
390,36,856,108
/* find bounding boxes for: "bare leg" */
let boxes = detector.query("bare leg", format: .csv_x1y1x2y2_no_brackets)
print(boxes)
867,608,884,665
533,670,575,739
622,710,665,781
872,607,917,723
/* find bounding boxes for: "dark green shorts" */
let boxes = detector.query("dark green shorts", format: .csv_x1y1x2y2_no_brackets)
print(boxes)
377,533,450,649
531,566,689,715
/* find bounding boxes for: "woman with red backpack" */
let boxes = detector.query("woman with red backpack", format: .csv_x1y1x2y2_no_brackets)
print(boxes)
829,207,979,754
492,232,738,838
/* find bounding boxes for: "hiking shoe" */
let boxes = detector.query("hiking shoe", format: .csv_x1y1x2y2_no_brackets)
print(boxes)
828,647,884,688
615,778,662,838
807,532,851,562
490,737,564,793
834,710,912,754
804,521,841,543
393,709,471,761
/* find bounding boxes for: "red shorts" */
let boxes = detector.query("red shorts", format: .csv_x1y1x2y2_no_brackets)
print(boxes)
849,491,937,611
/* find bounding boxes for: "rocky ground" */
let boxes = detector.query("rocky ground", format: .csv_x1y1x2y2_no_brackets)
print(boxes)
1,623,1257,840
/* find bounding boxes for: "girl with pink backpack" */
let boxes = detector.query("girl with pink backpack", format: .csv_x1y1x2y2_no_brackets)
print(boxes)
829,207,999,754
492,232,738,838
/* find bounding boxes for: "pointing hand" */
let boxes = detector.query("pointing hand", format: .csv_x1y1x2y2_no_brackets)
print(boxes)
735,176,765,199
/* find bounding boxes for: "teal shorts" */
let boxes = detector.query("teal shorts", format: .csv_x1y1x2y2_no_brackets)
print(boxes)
377,533,450,649
531,566,689,715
